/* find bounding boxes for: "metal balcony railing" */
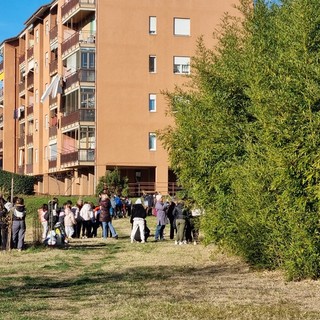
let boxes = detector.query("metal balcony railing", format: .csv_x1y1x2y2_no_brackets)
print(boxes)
60,148,95,164
27,46,34,60
26,164,33,174
61,108,95,127
27,104,34,116
65,69,95,89
49,24,58,41
61,0,96,19
61,32,79,54
49,59,58,75
19,54,25,65
49,126,58,137
48,158,57,169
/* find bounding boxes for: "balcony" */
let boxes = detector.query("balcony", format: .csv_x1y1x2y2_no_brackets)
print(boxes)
49,24,58,42
0,140,3,150
65,69,95,90
26,73,34,89
0,115,3,129
0,61,3,72
62,32,79,55
18,136,25,148
0,88,3,102
26,164,33,174
60,148,95,165
48,158,57,169
49,126,57,138
61,0,96,25
49,95,57,107
61,108,95,128
19,54,25,65
27,104,34,116
27,46,34,60
19,81,25,96
49,59,58,75
17,166,24,175
26,134,33,145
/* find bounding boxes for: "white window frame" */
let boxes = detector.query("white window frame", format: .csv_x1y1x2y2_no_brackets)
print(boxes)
149,55,156,73
149,16,157,34
149,133,156,151
174,56,190,74
174,18,190,36
149,94,157,112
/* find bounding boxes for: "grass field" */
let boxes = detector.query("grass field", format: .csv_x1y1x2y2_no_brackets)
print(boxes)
1,215,320,320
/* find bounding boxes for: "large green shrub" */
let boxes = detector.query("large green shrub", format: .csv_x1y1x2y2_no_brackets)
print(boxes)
96,168,129,196
0,170,35,197
160,0,320,279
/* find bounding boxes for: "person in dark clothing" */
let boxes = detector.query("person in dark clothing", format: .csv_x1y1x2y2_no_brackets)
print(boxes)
172,200,187,245
99,197,118,239
166,199,176,240
11,197,26,251
130,198,147,243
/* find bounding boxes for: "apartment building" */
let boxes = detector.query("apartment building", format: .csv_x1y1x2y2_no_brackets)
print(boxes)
0,0,238,196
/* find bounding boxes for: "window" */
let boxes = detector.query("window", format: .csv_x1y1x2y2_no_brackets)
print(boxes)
174,18,190,36
35,29,39,44
149,133,156,150
45,20,49,36
27,147,33,165
149,55,156,73
49,143,57,160
174,56,190,74
149,94,156,112
45,52,49,67
149,16,157,34
81,50,95,69
81,88,95,108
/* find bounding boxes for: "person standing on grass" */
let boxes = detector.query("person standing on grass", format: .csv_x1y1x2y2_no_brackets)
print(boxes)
166,198,176,240
11,197,26,251
38,203,49,242
64,202,76,240
0,200,8,250
130,198,146,243
172,200,187,245
154,194,168,241
99,195,118,239
80,201,93,238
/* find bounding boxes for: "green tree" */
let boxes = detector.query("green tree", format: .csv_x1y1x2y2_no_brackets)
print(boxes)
96,168,129,196
160,0,320,279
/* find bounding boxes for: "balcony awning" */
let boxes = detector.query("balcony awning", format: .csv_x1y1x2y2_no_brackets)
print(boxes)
0,72,4,81
40,74,61,103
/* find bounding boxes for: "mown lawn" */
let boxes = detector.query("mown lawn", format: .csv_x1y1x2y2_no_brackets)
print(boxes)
1,214,320,320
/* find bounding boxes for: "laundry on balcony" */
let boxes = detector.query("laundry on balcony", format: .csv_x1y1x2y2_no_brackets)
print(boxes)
13,105,25,119
40,74,62,103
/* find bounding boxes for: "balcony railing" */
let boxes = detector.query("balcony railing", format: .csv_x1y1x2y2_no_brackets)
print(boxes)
0,88,3,100
17,166,24,175
48,159,57,169
27,46,34,60
26,164,33,174
19,54,25,65
0,61,3,72
18,136,25,148
27,104,34,116
61,0,96,20
49,24,58,42
49,59,58,75
49,95,57,106
27,73,34,88
61,108,95,127
19,81,25,94
61,32,79,54
65,69,95,89
26,134,33,145
0,140,3,150
49,126,58,137
61,148,95,164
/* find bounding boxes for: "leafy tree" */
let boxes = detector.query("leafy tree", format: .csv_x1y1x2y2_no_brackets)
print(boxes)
96,168,129,196
159,0,320,279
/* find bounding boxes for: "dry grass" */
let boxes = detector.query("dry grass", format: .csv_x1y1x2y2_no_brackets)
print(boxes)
1,217,320,320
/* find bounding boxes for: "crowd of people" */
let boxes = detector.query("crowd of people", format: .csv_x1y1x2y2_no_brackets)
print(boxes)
0,190,202,251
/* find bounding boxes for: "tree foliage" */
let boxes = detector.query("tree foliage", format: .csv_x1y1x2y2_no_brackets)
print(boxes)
96,168,129,196
159,0,320,279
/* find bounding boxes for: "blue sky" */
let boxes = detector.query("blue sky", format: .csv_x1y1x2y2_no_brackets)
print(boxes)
0,0,48,42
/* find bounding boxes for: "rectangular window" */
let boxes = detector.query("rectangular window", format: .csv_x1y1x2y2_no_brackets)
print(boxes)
149,16,157,34
81,50,95,69
149,133,156,151
149,94,156,112
149,55,156,73
81,88,95,108
36,29,39,44
174,56,190,74
27,147,33,165
45,20,49,36
174,18,190,36
49,143,57,160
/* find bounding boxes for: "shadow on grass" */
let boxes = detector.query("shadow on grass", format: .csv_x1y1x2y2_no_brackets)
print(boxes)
0,262,246,301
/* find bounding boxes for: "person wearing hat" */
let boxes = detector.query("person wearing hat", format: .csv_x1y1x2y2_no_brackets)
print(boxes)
11,197,26,251
130,198,147,243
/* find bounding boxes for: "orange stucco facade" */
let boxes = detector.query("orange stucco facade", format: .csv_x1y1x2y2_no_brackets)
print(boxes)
0,0,239,196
